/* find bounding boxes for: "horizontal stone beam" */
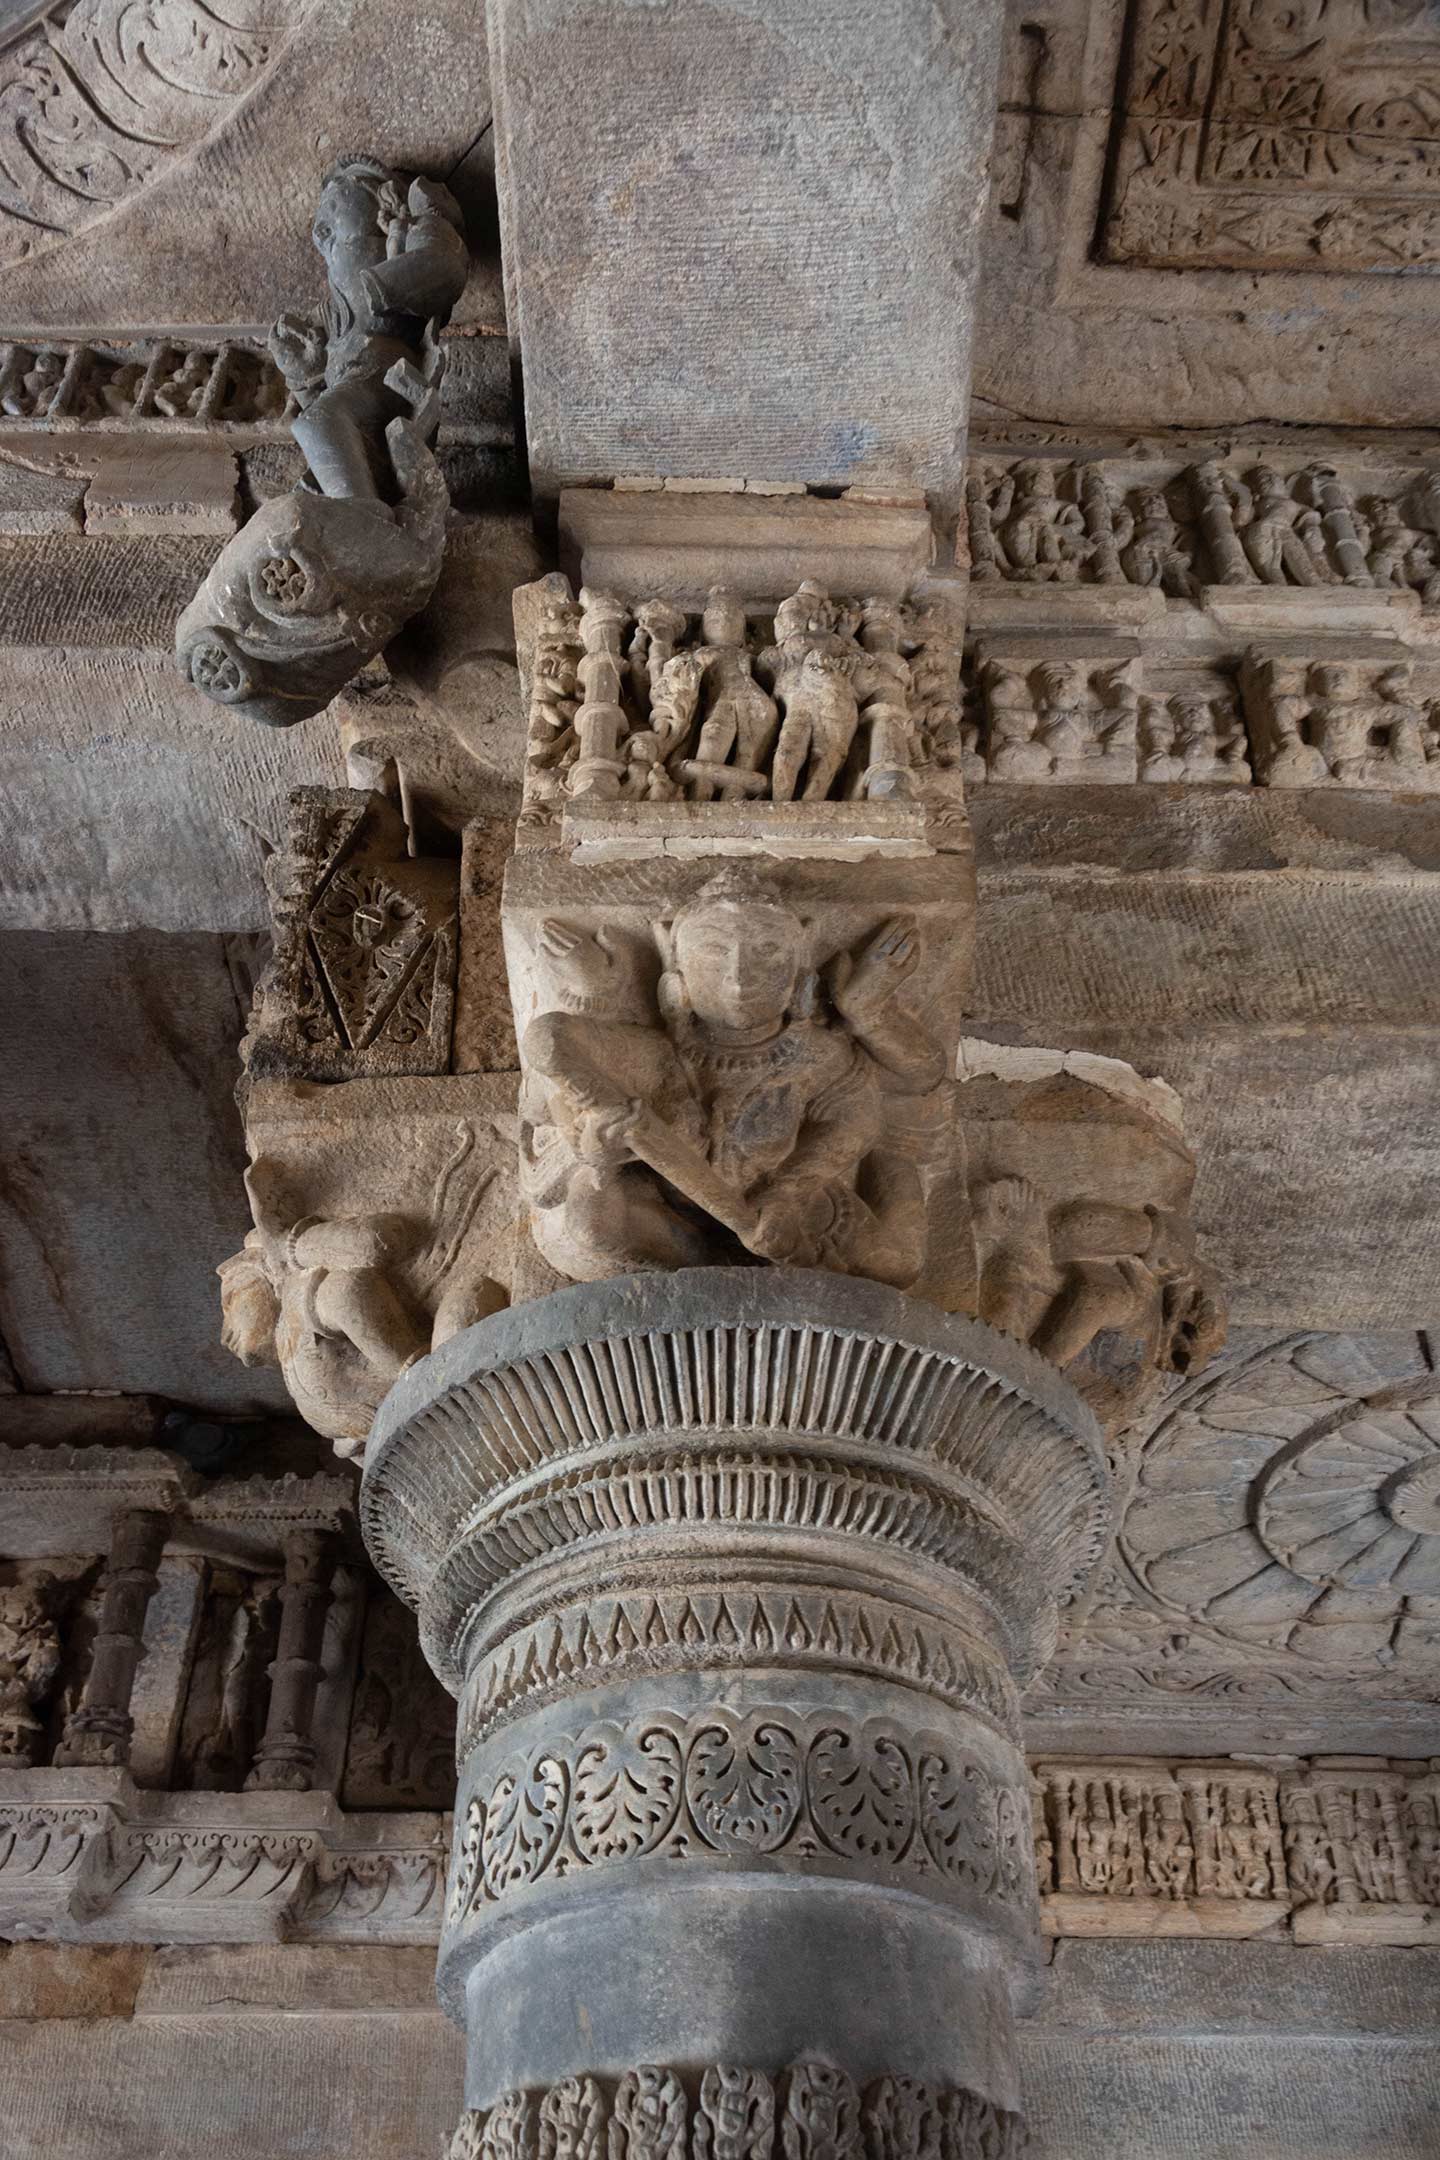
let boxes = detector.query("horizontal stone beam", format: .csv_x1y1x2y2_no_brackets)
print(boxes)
968,786,1440,1329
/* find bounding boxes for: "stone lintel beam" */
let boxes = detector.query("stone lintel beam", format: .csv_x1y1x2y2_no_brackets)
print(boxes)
488,0,1005,523
557,490,937,607
968,786,1440,1328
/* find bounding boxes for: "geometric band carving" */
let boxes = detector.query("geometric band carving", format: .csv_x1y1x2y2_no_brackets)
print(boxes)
458,1586,1017,1753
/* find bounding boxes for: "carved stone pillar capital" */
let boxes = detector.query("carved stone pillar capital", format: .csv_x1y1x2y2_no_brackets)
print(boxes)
362,1269,1106,2134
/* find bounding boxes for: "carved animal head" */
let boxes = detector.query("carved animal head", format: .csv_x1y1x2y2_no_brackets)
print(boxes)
312,155,408,286
533,920,656,1020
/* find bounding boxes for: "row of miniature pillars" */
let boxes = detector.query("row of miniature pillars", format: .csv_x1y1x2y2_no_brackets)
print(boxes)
53,1509,339,1790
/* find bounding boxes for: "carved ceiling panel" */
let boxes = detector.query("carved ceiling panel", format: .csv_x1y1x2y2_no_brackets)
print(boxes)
1102,0,1440,272
1120,1331,1440,1659
0,0,301,270
1028,1332,1440,1752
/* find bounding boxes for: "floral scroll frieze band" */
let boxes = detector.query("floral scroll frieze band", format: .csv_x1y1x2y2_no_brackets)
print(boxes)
445,1710,1030,1927
449,2064,1027,2160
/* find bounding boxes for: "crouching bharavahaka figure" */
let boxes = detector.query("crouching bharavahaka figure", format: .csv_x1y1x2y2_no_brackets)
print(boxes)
520,872,947,1287
176,156,468,728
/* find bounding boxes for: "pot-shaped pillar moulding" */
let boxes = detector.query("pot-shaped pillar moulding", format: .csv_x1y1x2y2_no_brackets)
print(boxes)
360,1267,1108,2158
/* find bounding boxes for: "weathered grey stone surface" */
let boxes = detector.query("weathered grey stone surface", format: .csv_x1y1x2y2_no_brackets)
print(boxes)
0,0,504,338
0,648,346,933
1021,1941,1440,2159
969,787,1440,1328
0,930,287,1410
488,0,1004,515
0,509,531,937
0,1940,1435,2158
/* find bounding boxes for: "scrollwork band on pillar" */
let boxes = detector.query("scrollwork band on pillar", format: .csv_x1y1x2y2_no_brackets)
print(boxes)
445,1709,1030,1921
447,2068,1027,2160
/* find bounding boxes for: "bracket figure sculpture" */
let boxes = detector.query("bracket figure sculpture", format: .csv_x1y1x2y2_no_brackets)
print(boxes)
176,157,468,728
520,877,947,1287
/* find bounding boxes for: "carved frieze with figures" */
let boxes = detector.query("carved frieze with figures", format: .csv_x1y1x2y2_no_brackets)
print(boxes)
1240,648,1435,789
518,575,966,833
967,456,1440,606
0,339,290,426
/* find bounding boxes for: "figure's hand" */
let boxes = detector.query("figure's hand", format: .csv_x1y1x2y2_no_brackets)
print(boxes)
833,915,920,1022
750,1184,808,1262
576,1099,640,1166
750,1178,838,1265
269,311,326,389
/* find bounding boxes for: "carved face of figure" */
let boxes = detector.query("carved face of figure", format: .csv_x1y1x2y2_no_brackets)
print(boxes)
1145,705,1176,752
312,169,393,286
673,899,804,1037
1311,662,1355,700
1037,660,1085,709
773,582,833,645
1250,467,1289,513
702,590,747,647
1015,461,1055,506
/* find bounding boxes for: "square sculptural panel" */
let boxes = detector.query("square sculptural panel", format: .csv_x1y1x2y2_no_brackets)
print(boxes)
1103,0,1440,273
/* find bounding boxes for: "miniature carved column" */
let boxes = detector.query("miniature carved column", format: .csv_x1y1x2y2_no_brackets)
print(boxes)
56,1509,167,1767
363,1272,1108,2155
245,1528,338,1792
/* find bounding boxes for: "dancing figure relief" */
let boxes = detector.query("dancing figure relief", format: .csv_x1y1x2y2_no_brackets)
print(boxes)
524,582,957,811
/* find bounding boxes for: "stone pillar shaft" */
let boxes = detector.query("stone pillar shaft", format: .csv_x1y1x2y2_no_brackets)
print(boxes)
487,0,1007,522
56,1509,167,1767
362,1271,1107,2153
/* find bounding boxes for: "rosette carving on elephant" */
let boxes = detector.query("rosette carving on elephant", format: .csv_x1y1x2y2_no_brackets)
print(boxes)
176,156,468,729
